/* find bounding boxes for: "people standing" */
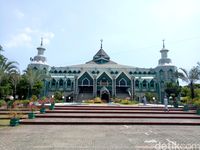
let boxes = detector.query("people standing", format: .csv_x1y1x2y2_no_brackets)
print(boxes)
164,96,169,111
143,96,147,106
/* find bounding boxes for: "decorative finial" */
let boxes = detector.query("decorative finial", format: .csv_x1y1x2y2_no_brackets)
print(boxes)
40,37,43,46
100,39,103,49
162,39,165,49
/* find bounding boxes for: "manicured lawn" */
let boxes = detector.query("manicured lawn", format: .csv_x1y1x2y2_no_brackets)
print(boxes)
0,119,10,126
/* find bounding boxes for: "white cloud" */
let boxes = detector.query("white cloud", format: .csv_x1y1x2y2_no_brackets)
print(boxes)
5,33,32,48
5,27,55,48
15,9,25,19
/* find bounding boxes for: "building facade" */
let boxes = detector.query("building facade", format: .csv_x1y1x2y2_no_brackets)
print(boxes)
28,40,178,103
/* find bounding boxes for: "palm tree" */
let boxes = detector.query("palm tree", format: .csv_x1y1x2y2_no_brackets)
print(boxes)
0,57,19,85
10,71,21,98
24,68,47,97
177,67,200,99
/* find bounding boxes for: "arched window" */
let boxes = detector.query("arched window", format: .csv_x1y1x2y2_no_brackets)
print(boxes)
168,69,173,79
67,79,71,87
159,70,164,79
82,78,90,86
119,78,127,86
143,80,147,88
59,70,62,73
52,79,56,87
135,80,139,88
150,80,154,88
59,79,63,87
54,70,57,73
33,67,38,70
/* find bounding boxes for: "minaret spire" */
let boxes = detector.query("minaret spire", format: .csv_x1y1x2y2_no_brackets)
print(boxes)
162,39,165,49
100,39,103,49
40,37,43,47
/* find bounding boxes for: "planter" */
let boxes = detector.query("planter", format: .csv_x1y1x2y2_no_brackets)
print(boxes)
173,103,179,108
183,105,189,111
28,112,35,119
49,103,55,110
40,107,46,114
196,109,200,115
10,118,19,126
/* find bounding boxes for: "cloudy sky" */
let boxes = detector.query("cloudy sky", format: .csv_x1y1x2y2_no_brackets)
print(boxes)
1,0,200,73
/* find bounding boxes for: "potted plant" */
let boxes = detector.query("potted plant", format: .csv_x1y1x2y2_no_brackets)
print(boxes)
194,99,200,115
9,112,20,126
38,99,46,114
49,98,55,110
9,101,22,126
181,96,191,111
28,101,38,119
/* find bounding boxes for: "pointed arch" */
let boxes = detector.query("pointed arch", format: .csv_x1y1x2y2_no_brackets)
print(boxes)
119,78,127,86
82,78,90,86
97,72,112,86
150,80,155,88
59,78,64,87
142,80,147,88
78,72,93,86
135,79,140,88
116,72,131,86
51,78,56,87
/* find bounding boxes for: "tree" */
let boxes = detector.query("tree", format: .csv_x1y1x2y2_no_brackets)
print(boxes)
0,45,19,98
32,81,43,96
165,82,181,98
0,57,19,85
9,71,21,98
177,67,200,99
16,75,29,99
24,68,47,97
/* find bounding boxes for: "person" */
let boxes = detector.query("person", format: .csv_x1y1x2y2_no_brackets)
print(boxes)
143,96,147,106
164,96,169,111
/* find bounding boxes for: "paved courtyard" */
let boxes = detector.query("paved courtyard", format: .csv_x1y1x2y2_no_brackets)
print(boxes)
0,125,200,150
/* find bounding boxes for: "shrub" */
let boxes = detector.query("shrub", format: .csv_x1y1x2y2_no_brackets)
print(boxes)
21,100,30,107
94,97,102,103
31,95,38,102
120,99,138,105
84,100,94,103
113,98,121,103
193,99,200,108
0,100,6,107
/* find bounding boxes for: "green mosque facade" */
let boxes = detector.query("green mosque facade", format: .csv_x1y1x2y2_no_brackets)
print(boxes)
28,40,178,103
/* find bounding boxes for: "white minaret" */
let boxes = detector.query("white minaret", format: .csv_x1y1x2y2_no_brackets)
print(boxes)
30,37,47,64
158,40,172,66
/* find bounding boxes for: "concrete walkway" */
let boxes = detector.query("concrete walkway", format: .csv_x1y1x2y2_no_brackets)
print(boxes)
0,125,200,150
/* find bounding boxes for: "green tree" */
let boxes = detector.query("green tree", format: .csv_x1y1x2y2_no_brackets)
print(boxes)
0,45,19,98
165,82,181,98
145,92,157,103
54,91,63,100
9,71,21,98
24,68,47,97
177,67,200,99
16,75,29,99
32,81,43,96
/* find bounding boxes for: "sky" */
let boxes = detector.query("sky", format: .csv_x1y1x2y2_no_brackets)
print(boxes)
1,0,200,74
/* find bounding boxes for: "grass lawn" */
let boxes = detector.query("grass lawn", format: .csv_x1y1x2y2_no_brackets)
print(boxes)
0,119,10,126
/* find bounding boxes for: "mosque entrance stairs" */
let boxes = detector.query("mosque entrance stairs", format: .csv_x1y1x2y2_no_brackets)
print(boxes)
20,105,200,125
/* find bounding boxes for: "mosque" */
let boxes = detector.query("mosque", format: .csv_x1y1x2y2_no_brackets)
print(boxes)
28,39,178,103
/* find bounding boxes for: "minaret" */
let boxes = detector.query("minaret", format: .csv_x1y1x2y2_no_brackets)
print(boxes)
30,37,47,64
158,40,172,65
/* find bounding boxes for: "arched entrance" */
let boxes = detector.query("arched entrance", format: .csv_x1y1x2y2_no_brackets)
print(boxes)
100,86,110,103
101,92,109,103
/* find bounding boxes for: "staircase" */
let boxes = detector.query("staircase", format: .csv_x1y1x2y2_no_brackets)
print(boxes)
19,105,200,125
